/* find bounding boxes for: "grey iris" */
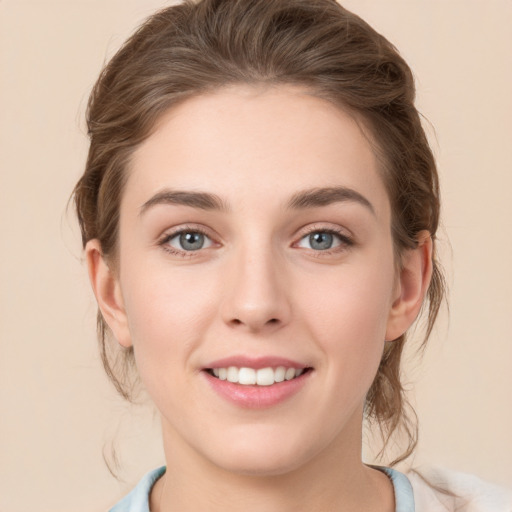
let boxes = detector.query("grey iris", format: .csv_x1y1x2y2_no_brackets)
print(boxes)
180,232,204,251
310,232,333,250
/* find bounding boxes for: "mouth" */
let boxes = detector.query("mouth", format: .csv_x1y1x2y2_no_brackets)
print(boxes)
202,356,313,407
205,366,312,386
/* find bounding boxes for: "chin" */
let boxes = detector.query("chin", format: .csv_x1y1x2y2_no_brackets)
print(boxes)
201,426,319,477
214,452,305,478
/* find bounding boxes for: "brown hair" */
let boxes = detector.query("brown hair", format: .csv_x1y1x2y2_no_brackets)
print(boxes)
73,0,444,465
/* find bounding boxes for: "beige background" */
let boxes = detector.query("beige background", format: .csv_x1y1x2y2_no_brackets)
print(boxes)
1,1,511,510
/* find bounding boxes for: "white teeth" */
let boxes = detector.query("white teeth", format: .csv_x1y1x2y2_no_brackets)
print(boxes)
238,367,256,385
227,366,239,383
285,367,296,381
256,367,274,386
210,366,306,386
274,366,286,383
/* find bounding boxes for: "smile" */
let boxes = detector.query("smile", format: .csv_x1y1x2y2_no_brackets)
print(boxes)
202,357,313,408
207,366,307,386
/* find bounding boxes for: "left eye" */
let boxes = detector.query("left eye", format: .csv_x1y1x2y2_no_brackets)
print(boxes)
297,231,345,251
165,231,214,251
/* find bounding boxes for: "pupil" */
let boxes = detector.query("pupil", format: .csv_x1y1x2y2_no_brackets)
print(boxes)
310,232,333,250
180,232,204,251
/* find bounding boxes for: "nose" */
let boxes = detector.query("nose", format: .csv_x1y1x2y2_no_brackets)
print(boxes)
220,245,291,334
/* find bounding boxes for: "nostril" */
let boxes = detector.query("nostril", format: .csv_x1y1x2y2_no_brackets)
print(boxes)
228,314,283,331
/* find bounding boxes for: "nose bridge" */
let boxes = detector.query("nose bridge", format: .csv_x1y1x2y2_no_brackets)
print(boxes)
220,234,290,332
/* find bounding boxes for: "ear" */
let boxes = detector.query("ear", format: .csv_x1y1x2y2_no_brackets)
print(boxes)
85,239,132,348
385,231,433,342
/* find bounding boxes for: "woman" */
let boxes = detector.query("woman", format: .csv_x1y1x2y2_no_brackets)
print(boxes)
73,0,511,510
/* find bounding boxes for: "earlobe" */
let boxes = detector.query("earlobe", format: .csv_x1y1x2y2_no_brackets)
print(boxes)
385,231,433,342
85,239,133,348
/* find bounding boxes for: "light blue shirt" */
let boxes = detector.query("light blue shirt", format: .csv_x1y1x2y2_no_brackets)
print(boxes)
110,465,415,511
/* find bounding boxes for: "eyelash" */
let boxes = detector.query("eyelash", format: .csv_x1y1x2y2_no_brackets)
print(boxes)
158,225,213,257
158,225,354,258
295,227,354,257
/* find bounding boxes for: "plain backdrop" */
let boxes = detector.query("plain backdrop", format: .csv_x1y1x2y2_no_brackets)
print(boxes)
0,1,511,510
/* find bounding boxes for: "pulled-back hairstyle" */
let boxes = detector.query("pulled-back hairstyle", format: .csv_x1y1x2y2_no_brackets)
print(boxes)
73,0,444,465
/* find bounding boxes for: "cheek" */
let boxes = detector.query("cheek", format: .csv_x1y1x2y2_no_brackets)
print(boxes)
119,261,219,381
319,286,392,426
123,253,217,322
298,254,396,374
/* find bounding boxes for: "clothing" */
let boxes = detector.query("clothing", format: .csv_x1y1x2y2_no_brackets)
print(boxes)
407,467,512,512
109,465,512,512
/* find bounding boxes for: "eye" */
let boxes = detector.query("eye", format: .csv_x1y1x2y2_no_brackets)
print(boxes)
163,230,214,252
296,230,351,251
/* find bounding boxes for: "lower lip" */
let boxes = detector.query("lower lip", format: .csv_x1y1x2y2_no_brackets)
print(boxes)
203,370,311,409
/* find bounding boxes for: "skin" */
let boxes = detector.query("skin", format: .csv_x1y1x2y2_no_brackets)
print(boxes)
87,85,432,512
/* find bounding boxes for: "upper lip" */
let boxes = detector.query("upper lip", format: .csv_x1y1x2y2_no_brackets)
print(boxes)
204,355,310,370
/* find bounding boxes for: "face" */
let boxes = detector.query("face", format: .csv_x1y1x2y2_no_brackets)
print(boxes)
96,85,408,476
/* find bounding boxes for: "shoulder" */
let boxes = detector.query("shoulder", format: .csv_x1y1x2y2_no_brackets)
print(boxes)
406,467,512,512
108,466,166,512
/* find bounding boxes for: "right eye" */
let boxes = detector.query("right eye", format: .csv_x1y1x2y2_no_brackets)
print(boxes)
161,229,214,254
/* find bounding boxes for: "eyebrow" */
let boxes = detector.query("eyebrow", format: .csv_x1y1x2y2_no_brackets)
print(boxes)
140,189,230,216
139,186,375,216
286,186,375,215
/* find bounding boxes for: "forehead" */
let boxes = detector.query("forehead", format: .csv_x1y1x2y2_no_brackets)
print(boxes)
125,84,390,219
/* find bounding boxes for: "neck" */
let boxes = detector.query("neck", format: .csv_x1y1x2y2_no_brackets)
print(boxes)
152,418,395,512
